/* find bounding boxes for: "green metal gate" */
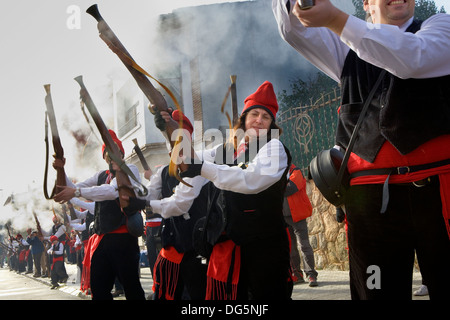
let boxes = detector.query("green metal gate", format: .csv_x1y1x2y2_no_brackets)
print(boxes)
277,87,341,177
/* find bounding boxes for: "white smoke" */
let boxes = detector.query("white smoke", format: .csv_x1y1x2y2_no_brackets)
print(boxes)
0,185,55,242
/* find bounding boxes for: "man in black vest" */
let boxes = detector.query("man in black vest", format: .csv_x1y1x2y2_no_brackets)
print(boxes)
53,130,145,300
273,0,450,299
47,235,68,289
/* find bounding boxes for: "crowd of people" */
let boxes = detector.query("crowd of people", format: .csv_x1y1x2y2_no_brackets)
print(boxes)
2,224,81,290
2,0,449,301
2,79,317,300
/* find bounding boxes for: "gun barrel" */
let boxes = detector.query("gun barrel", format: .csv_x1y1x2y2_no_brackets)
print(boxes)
86,4,103,22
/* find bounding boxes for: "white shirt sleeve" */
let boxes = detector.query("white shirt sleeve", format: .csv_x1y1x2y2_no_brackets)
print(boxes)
53,225,66,239
146,166,164,201
150,175,209,219
70,197,95,213
200,139,289,194
54,242,64,255
70,222,86,232
340,14,450,79
73,207,87,220
272,0,349,82
75,235,82,246
68,164,142,202
273,0,450,81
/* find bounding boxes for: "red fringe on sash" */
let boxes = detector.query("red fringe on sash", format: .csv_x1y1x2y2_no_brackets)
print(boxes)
205,240,240,300
152,246,184,300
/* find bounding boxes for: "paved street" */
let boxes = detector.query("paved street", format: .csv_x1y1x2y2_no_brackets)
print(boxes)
0,268,81,300
0,262,428,301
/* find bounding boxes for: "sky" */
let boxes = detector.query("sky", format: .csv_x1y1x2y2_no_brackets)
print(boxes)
0,0,449,205
0,0,250,198
0,0,252,233
435,0,449,11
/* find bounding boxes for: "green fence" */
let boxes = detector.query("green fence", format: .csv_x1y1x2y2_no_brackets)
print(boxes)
277,87,341,177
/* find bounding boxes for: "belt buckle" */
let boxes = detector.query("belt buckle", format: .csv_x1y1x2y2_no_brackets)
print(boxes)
397,166,410,174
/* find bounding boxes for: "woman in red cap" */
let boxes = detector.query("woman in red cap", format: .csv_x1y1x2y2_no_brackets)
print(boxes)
161,81,293,300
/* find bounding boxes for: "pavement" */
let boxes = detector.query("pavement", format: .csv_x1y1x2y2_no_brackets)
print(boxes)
18,261,429,300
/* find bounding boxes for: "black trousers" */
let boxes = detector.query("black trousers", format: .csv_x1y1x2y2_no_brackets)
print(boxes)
153,249,207,300
90,233,145,300
237,232,292,300
346,176,450,300
50,260,68,285
145,225,161,277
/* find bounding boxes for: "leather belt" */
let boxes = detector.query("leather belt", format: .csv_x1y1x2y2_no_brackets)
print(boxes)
349,159,450,214
350,158,450,179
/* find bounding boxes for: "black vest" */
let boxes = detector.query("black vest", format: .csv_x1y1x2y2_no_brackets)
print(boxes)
159,165,209,253
92,170,126,235
81,212,94,241
337,20,450,163
52,225,66,243
51,243,64,259
211,140,291,245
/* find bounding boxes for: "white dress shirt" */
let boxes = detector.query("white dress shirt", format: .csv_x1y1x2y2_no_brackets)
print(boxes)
47,242,64,255
70,197,95,214
200,138,289,194
272,0,450,81
148,166,209,219
65,164,142,202
148,138,288,218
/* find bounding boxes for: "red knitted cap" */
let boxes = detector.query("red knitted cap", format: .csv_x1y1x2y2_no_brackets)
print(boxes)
172,110,193,136
102,129,125,157
242,81,279,119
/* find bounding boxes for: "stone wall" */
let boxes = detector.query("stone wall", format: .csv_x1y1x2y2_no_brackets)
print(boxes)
304,180,349,271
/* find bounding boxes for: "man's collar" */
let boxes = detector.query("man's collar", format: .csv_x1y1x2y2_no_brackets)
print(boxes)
400,16,415,32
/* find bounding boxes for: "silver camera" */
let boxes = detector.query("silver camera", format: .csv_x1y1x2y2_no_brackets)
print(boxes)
298,0,315,10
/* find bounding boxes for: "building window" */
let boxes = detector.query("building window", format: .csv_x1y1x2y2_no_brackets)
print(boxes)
118,98,139,137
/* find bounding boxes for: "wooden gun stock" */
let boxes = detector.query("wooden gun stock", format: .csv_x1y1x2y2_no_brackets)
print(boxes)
32,211,44,240
230,75,238,124
86,5,176,128
44,84,67,197
74,75,135,208
86,4,193,181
